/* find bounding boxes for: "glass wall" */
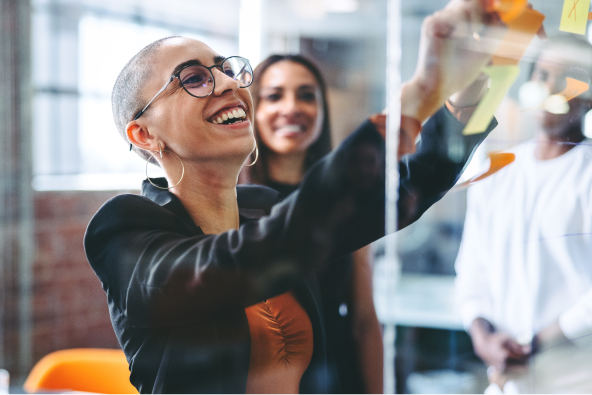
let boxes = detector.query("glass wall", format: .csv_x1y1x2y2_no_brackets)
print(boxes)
381,0,592,392
1,0,592,393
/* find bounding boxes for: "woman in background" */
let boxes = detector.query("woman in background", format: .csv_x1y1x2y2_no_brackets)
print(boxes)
239,55,382,393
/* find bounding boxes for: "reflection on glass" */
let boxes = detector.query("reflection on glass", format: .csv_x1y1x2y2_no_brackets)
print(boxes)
456,38,592,389
4,0,592,394
389,2,592,394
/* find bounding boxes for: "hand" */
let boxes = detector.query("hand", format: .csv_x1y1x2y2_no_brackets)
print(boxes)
402,0,507,122
470,318,531,372
533,320,569,352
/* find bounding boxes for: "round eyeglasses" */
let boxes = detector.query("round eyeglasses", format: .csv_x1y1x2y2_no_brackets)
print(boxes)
132,56,253,122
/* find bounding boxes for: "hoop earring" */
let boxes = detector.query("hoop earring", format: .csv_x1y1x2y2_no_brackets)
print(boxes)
244,145,258,167
146,149,185,190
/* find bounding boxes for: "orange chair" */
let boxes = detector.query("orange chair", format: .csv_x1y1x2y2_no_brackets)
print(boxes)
24,348,139,394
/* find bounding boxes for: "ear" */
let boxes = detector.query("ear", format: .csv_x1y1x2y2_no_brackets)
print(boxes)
127,121,161,152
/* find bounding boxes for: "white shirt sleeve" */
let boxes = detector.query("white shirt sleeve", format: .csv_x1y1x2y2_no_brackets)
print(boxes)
559,156,592,342
455,183,494,331
559,289,592,340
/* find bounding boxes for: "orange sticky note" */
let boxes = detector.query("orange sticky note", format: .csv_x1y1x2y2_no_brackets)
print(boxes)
455,152,516,189
560,78,591,102
491,8,546,66
560,0,592,35
470,153,516,183
488,0,529,24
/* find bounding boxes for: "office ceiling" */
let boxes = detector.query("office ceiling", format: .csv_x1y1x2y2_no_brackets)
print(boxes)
33,0,395,39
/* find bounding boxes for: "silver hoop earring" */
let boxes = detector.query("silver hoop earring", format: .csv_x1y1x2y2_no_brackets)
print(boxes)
244,145,258,167
146,149,185,190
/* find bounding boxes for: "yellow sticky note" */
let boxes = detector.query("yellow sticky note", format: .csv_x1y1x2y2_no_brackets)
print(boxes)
560,0,591,35
463,65,520,135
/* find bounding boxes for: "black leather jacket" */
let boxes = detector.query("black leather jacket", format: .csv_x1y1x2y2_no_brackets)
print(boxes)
84,108,494,393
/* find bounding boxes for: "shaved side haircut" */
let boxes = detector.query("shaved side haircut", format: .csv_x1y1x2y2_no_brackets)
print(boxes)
112,36,180,162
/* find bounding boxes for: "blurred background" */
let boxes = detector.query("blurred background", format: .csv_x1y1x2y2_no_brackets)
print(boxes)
2,0,592,393
2,0,390,391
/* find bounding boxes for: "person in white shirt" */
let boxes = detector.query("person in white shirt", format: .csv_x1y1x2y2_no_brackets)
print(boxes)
455,36,592,386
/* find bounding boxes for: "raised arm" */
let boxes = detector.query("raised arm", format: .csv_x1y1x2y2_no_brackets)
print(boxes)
85,0,505,328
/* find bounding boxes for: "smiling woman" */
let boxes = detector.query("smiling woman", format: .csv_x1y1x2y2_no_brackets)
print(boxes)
84,1,503,391
238,55,382,393
238,55,331,188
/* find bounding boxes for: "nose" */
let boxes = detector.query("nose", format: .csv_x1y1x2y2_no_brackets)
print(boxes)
279,93,299,116
212,67,240,96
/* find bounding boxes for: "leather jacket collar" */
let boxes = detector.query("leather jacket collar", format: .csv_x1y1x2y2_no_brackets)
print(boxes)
141,178,283,227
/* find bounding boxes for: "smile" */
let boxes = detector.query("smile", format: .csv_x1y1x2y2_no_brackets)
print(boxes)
275,124,305,134
209,107,247,125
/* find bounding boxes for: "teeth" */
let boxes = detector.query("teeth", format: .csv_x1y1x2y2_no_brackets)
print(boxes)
278,125,302,133
211,108,247,124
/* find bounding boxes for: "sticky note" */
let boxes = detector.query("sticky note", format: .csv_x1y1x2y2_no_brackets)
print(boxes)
463,65,520,135
560,0,591,35
491,9,546,66
454,152,516,190
489,0,528,24
557,77,590,102
470,153,516,183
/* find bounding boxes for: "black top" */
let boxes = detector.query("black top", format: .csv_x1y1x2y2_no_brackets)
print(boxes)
265,180,300,199
256,179,361,393
84,108,494,393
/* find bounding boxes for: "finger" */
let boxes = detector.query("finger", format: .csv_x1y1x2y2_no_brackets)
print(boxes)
495,359,507,373
438,0,483,39
507,351,530,362
507,355,530,365
430,16,456,39
462,0,504,28
505,339,531,356
491,345,510,369
462,0,488,24
506,352,530,364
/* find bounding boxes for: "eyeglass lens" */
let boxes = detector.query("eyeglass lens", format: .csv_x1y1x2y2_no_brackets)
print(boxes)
179,67,214,97
179,57,253,98
222,57,253,87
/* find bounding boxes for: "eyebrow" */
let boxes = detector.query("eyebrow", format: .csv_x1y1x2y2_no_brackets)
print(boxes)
261,84,317,90
171,55,227,76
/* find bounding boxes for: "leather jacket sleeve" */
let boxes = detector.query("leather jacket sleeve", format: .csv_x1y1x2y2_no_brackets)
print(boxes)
84,106,494,328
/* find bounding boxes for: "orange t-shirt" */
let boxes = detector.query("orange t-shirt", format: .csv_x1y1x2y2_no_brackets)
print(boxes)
245,292,314,394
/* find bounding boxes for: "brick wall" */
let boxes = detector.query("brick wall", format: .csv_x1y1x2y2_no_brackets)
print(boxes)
31,190,137,364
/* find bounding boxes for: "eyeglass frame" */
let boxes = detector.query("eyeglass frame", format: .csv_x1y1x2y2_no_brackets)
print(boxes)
131,56,253,122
